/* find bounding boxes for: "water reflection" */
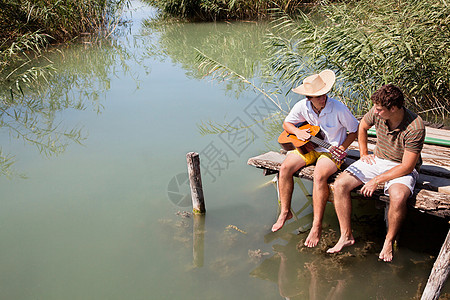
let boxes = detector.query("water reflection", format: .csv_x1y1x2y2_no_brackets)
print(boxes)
193,214,206,267
139,17,290,141
0,39,132,176
141,20,269,96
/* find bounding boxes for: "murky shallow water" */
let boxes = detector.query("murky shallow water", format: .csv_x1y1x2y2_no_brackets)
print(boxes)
0,1,448,299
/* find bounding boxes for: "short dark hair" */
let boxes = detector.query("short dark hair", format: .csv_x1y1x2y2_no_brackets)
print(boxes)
371,84,404,109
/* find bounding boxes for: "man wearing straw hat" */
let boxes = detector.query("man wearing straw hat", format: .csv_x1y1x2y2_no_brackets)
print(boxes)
327,84,425,262
272,70,359,249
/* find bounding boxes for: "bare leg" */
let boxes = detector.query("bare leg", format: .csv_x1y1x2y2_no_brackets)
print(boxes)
304,157,337,247
327,172,362,253
272,153,305,232
379,183,410,262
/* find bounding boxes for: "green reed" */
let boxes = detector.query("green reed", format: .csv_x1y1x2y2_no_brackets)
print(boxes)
144,0,307,21
266,0,450,120
0,0,128,46
1,0,129,101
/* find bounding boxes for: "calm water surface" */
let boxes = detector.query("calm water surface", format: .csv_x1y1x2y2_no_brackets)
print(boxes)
0,2,448,299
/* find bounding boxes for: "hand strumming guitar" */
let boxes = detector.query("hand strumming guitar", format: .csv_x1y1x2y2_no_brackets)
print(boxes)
294,128,311,141
295,128,315,153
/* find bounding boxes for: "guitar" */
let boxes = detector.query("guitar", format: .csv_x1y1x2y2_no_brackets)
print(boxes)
278,123,347,162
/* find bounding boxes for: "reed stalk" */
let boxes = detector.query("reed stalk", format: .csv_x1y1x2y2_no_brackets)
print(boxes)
1,0,129,102
144,0,308,21
267,0,450,120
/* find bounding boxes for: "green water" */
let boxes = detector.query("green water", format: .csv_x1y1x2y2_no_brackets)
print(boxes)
0,1,448,299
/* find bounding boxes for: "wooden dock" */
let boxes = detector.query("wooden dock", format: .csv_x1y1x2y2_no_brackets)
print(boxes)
247,126,450,299
248,128,450,219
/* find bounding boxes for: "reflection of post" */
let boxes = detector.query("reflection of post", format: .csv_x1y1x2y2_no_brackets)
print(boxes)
193,214,205,267
421,228,450,300
186,152,206,214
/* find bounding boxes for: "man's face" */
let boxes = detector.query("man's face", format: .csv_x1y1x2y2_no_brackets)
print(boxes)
307,94,327,109
373,103,395,120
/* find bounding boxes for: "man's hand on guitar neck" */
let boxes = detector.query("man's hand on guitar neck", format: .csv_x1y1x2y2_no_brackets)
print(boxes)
329,145,347,165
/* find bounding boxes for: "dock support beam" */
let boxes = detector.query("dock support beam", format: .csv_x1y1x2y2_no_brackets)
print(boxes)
186,152,206,214
421,228,450,300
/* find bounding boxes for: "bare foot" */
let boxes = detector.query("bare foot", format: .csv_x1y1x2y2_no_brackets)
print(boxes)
379,240,394,262
304,225,322,247
327,235,355,253
271,210,293,232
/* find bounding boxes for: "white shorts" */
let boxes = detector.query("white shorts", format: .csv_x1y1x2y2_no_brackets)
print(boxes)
345,156,418,196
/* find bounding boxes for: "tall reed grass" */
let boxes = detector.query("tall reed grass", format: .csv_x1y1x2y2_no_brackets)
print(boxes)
144,0,307,21
1,0,128,101
267,0,449,120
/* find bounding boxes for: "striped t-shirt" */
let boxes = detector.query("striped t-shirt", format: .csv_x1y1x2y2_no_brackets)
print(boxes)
363,106,425,170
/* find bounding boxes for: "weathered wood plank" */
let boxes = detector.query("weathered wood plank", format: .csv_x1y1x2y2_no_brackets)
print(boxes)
425,127,450,141
247,151,450,218
417,174,450,194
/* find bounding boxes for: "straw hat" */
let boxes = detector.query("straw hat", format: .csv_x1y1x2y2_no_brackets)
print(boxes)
292,70,336,96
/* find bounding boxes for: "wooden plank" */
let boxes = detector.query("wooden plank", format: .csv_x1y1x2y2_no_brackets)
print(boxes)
248,151,450,218
248,151,450,194
416,174,450,194
378,190,450,219
425,127,450,141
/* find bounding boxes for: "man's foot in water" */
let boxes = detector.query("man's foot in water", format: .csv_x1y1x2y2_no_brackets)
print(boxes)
379,239,394,262
304,225,322,247
326,235,355,253
271,210,293,232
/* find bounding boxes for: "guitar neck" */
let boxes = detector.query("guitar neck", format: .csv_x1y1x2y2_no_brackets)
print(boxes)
309,136,333,150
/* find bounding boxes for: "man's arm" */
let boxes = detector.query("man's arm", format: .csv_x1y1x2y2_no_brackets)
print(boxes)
358,118,372,158
339,131,358,151
372,150,419,184
360,149,420,197
283,121,311,141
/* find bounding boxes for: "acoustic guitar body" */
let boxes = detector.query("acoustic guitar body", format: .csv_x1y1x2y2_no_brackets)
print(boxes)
278,123,322,154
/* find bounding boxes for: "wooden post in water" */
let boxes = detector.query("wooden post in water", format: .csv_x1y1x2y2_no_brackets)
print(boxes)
186,152,206,214
421,228,450,300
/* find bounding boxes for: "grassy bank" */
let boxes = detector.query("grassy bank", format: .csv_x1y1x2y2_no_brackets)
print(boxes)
1,0,128,100
0,0,127,47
